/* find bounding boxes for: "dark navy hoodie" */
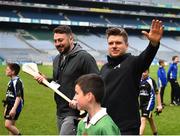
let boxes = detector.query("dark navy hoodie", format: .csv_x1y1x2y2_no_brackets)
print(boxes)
101,42,159,132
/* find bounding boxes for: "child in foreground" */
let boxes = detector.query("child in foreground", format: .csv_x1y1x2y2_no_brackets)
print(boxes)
3,63,24,135
139,69,162,135
72,73,120,135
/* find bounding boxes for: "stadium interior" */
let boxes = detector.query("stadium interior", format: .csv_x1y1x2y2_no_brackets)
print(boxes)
0,0,179,65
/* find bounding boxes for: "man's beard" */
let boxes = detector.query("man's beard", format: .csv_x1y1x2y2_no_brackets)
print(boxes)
57,42,71,54
61,44,71,54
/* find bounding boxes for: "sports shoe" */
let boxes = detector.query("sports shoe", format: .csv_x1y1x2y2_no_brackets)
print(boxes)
173,100,178,106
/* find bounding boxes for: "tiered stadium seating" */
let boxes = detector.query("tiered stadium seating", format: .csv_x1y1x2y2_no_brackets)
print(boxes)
67,14,107,24
0,28,179,63
76,33,107,52
21,11,66,20
0,48,52,63
0,10,18,17
107,17,143,26
25,40,54,50
161,37,180,52
0,32,54,63
0,32,30,49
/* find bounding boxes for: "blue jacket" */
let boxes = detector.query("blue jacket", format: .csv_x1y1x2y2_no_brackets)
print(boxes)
167,63,178,80
157,66,167,88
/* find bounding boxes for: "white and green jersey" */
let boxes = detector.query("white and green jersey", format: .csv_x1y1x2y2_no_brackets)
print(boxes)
77,108,120,135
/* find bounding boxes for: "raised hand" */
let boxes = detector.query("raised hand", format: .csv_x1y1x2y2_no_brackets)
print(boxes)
142,19,164,46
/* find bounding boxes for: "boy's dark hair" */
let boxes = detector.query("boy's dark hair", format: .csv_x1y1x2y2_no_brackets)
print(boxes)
159,59,164,65
75,73,105,103
172,55,178,61
106,27,128,44
53,25,72,35
7,63,20,75
144,68,149,73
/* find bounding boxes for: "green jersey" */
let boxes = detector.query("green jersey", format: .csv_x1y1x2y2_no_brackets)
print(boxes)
77,108,120,135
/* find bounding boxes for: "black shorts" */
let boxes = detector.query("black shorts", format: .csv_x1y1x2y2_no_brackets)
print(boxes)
141,107,152,118
4,102,23,120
